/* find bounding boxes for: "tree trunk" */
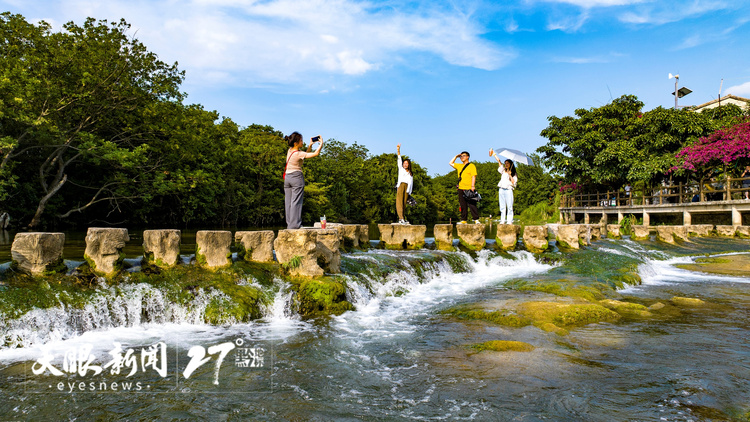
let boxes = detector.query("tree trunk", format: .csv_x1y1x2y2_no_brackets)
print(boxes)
27,174,68,228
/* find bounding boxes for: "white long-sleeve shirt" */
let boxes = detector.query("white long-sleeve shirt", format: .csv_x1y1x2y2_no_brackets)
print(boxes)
498,168,517,190
396,155,413,194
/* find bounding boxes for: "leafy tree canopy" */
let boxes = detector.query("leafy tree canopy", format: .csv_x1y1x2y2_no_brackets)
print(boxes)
537,94,746,191
0,12,184,228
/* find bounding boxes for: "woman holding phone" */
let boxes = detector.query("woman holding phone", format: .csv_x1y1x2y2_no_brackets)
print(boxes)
284,132,324,229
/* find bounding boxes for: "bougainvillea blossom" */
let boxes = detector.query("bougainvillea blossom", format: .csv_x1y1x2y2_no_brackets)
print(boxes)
673,121,750,171
558,182,580,193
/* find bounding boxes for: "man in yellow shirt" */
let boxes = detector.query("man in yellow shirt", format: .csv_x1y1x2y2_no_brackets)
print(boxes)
450,151,479,224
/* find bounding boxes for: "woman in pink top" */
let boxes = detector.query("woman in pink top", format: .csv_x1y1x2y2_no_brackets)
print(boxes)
284,132,324,229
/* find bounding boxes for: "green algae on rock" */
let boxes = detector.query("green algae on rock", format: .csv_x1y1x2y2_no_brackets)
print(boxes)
516,301,621,327
442,299,622,334
598,299,653,317
670,296,706,306
508,278,609,302
441,306,531,328
538,322,569,336
442,301,621,335
291,277,354,317
470,340,535,352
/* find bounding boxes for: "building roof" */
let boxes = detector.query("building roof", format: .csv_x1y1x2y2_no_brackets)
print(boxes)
693,94,750,111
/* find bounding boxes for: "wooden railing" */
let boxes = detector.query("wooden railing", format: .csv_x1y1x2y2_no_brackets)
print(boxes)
561,176,750,208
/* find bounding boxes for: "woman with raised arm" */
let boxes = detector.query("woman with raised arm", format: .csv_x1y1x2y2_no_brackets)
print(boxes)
395,144,414,225
284,132,324,229
490,149,518,225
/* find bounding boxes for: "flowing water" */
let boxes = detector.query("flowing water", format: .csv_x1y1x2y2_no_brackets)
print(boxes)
1,236,749,421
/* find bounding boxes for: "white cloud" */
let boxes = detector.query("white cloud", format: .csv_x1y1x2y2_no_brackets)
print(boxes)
546,10,590,31
725,81,750,97
672,15,748,49
320,34,339,44
619,0,730,25
32,0,514,88
505,17,520,32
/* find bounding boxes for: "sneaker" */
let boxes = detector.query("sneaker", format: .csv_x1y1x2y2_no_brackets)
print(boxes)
475,220,482,224
398,219,406,225
404,220,411,225
457,221,468,224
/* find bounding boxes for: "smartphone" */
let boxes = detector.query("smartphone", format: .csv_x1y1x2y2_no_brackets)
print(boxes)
312,135,322,142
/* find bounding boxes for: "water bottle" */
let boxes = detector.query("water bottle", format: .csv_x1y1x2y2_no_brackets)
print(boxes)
321,215,327,229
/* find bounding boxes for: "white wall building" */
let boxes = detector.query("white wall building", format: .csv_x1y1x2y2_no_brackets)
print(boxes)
693,94,750,112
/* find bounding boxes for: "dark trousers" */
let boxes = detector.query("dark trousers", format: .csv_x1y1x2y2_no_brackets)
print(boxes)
457,189,478,221
284,171,305,229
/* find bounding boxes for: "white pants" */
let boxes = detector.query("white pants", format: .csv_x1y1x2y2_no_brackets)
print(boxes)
498,188,514,224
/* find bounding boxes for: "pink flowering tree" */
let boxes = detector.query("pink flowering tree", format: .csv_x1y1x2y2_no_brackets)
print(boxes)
672,121,750,178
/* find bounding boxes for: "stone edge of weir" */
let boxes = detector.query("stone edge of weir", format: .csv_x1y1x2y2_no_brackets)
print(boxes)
9,223,750,277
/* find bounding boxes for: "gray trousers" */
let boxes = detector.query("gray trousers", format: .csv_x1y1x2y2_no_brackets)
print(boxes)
284,171,305,229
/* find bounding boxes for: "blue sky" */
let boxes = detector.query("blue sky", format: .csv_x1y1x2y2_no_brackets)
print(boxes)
3,0,750,175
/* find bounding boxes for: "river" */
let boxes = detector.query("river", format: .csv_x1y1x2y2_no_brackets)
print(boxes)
0,233,749,421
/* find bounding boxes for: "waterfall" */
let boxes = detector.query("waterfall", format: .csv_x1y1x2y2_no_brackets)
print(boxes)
261,280,299,322
0,282,233,350
333,249,556,338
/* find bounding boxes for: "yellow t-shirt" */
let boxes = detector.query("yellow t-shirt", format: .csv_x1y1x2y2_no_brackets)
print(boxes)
454,163,477,190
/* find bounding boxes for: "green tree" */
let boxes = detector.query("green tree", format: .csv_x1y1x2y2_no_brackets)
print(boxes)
305,140,369,223
128,104,229,227
226,124,286,226
514,157,556,216
0,13,184,228
537,94,746,191
538,95,645,189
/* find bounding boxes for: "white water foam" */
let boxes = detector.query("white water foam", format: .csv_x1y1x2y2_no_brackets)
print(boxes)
618,239,671,260
256,279,312,336
333,250,554,339
623,252,750,293
0,282,232,352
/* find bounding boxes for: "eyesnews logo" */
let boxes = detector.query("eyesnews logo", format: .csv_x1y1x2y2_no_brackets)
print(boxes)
57,381,144,392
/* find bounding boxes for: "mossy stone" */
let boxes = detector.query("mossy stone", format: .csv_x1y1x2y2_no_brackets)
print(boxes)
510,279,608,302
42,257,67,276
537,322,569,336
470,340,535,352
671,296,706,306
441,307,531,327
555,237,575,250
293,277,354,318
517,301,621,327
458,238,484,251
599,299,652,317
